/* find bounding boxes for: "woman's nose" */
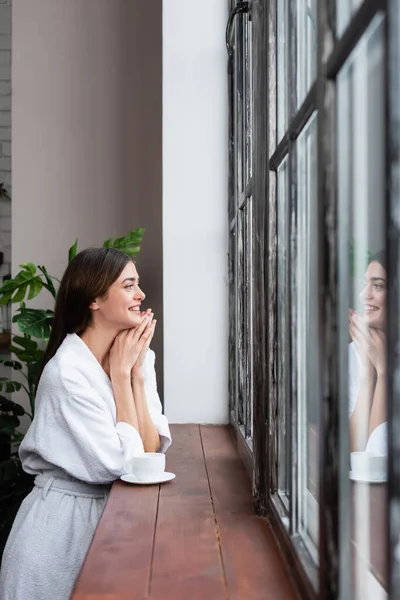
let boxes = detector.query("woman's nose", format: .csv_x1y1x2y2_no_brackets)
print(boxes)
360,283,372,300
136,287,145,301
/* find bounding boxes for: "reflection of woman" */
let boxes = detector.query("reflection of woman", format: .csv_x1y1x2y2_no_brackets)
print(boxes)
349,252,387,454
0,248,171,600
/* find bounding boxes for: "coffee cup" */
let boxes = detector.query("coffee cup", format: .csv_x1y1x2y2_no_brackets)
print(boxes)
129,452,166,481
350,451,387,481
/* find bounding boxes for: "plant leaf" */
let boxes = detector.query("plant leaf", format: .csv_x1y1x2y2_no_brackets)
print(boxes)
12,309,54,340
0,379,22,393
11,284,28,304
11,336,39,352
102,228,145,260
37,266,57,299
68,239,78,263
0,264,44,305
0,396,25,416
28,278,43,301
19,263,36,277
0,358,23,371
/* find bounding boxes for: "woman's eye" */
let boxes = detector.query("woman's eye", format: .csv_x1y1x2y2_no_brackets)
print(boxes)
125,285,134,291
374,284,384,291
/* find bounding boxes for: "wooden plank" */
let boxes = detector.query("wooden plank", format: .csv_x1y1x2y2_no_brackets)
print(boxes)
149,424,227,599
200,425,298,600
71,481,159,598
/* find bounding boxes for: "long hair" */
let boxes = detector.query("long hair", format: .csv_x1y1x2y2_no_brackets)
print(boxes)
369,250,386,271
36,247,131,385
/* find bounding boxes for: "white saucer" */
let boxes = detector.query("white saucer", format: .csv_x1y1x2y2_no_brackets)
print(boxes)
349,470,387,484
120,471,176,485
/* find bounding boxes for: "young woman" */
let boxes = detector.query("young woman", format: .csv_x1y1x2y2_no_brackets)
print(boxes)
0,247,171,600
349,251,387,454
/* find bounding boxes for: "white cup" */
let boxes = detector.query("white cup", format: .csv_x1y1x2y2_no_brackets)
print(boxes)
129,452,166,481
350,452,387,481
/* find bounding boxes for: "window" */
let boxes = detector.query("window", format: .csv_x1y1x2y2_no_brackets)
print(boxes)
228,0,400,597
228,2,254,456
337,14,388,599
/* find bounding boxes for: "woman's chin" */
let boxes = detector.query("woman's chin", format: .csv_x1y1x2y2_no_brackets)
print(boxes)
364,314,385,330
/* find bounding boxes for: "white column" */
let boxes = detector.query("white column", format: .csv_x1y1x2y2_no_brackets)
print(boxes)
162,0,229,423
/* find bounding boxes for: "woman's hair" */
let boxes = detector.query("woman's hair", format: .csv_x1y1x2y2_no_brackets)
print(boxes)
36,247,131,385
369,250,386,271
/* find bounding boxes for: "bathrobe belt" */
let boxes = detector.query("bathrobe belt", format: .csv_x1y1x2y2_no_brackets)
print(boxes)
34,474,110,500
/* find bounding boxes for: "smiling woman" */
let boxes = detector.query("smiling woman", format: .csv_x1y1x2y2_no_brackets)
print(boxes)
0,247,171,600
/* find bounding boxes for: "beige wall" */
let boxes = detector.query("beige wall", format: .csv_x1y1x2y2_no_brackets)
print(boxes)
12,0,163,402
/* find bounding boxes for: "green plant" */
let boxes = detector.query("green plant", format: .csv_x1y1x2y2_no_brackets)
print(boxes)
0,227,145,558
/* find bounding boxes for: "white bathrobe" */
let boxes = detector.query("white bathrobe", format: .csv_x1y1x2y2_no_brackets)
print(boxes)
0,333,171,600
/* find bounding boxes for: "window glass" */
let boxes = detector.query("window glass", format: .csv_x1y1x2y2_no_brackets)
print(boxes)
244,15,253,185
296,0,317,108
277,0,288,143
237,209,245,428
337,15,388,599
296,113,319,562
234,14,244,196
337,0,364,38
277,157,290,507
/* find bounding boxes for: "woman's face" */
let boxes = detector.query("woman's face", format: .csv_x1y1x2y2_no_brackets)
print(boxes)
91,262,147,331
359,261,387,330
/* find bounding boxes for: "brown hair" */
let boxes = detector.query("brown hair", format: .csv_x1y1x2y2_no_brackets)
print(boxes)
37,247,131,384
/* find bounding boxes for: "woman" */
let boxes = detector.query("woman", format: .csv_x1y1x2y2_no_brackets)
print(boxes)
0,247,171,600
349,251,387,454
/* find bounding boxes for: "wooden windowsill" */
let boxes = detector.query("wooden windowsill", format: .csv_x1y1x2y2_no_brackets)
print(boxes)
71,424,298,600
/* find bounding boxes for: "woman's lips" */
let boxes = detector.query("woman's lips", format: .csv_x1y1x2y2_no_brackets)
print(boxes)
363,305,379,313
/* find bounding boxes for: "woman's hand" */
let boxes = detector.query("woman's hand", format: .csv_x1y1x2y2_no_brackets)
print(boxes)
350,311,386,377
365,328,387,376
131,310,157,380
109,314,155,380
349,310,376,379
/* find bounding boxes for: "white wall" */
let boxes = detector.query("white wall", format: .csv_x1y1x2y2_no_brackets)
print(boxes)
163,0,229,423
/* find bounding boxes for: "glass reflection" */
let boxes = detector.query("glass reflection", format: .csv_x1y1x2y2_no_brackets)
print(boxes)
337,14,388,600
337,0,364,38
349,253,387,456
277,0,288,143
277,158,289,506
296,112,319,562
297,0,317,108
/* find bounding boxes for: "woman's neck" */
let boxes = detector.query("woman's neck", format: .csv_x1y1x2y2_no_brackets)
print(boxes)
79,326,117,371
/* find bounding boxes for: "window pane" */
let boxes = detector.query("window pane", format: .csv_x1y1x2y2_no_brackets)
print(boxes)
296,113,319,562
244,15,253,185
277,0,288,143
237,209,245,427
229,228,237,418
296,0,317,108
234,14,244,196
337,0,364,38
277,157,290,507
244,198,254,440
337,15,388,599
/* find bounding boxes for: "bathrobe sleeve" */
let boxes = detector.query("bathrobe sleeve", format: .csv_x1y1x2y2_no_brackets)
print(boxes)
20,364,145,484
143,349,172,453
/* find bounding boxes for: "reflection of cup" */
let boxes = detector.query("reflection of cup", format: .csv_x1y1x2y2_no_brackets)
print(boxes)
350,452,387,480
129,452,166,481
